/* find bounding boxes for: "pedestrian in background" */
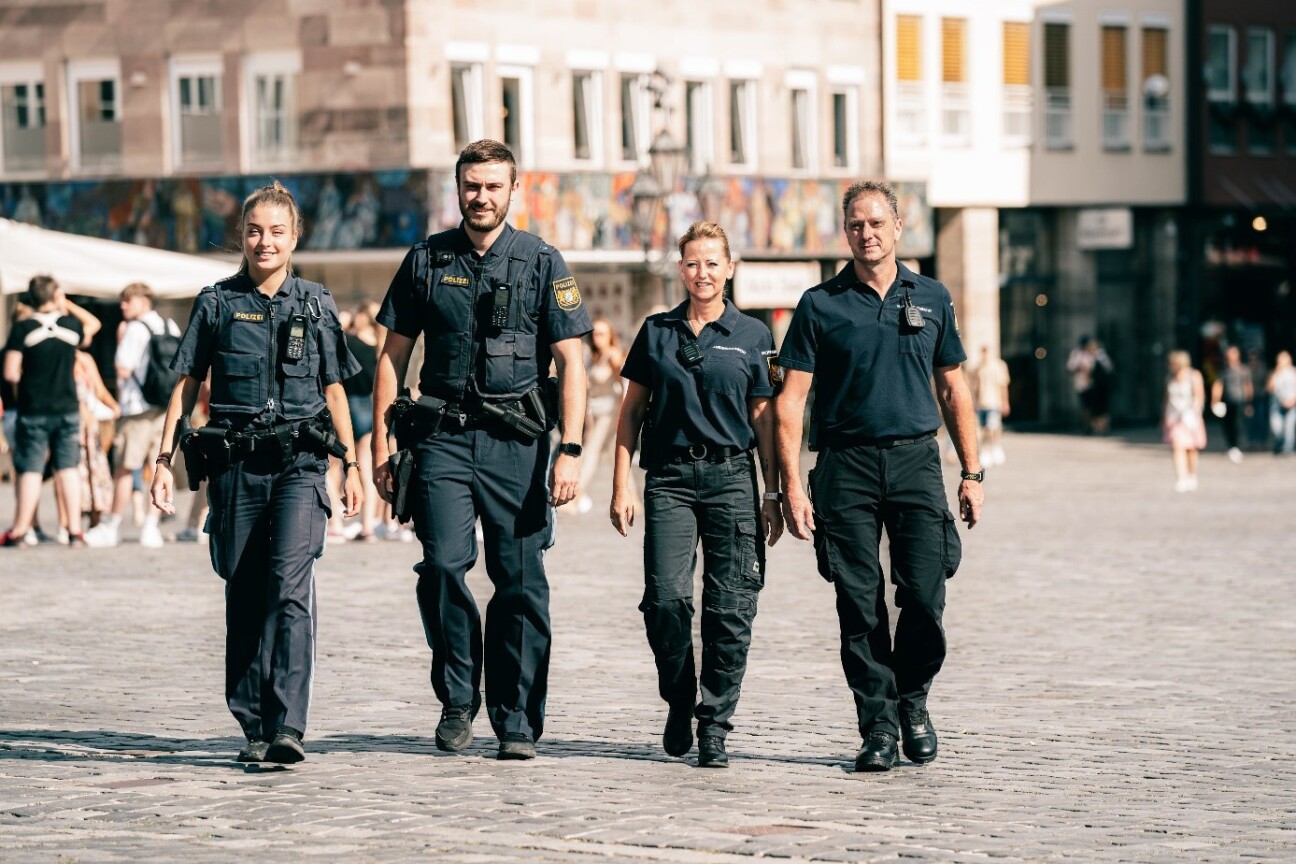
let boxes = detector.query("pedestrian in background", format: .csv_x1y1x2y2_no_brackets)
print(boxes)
611,221,782,769
1066,335,1113,435
1267,350,1296,455
970,345,1011,467
776,181,979,773
150,181,362,765
1209,345,1252,464
1,276,86,547
1162,350,1206,492
371,140,591,761
1246,349,1270,451
343,302,381,540
570,317,625,515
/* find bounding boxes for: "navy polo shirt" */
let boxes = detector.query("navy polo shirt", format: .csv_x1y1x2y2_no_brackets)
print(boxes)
778,262,965,449
622,299,774,454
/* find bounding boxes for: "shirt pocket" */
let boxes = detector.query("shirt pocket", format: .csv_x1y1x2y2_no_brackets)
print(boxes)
898,315,939,356
426,332,468,388
280,353,321,411
701,353,749,394
483,332,536,394
210,352,263,411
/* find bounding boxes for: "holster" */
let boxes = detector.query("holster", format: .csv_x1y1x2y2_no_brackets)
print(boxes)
389,449,416,523
179,419,233,491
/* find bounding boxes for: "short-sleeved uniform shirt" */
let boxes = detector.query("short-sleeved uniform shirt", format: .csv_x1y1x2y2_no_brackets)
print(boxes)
172,274,358,426
778,262,965,449
378,223,592,401
622,299,774,457
4,312,83,416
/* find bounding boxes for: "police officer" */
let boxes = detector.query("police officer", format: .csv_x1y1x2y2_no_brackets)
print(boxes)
775,180,983,772
151,182,362,765
611,222,783,768
372,140,591,761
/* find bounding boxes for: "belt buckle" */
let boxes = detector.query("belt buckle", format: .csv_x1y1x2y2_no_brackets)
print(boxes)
687,443,708,461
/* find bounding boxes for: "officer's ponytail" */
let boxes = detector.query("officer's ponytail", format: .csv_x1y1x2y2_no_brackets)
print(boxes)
236,181,304,276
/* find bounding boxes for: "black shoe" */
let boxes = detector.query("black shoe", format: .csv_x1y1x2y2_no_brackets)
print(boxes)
697,736,728,768
497,732,536,760
265,726,305,764
855,731,898,772
235,739,269,763
662,702,695,757
436,702,476,752
900,707,938,764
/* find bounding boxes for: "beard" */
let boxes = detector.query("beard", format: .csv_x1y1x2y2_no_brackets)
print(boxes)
461,194,511,233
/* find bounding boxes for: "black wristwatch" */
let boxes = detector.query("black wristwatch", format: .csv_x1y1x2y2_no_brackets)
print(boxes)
960,470,984,482
557,442,583,457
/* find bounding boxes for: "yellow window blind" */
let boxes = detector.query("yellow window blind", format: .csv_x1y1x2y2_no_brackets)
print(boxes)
1003,22,1030,86
1102,25,1128,93
897,15,922,82
942,18,967,83
1143,27,1168,79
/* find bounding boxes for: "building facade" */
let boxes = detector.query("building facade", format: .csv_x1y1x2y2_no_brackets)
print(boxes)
0,0,890,345
882,0,1186,424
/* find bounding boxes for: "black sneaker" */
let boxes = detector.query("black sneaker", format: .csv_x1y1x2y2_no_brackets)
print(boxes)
497,732,536,760
435,702,476,752
697,736,728,768
265,726,306,764
662,701,695,757
236,739,270,762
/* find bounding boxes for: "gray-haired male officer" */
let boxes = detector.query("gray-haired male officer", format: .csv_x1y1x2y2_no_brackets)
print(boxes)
372,140,591,761
775,180,983,772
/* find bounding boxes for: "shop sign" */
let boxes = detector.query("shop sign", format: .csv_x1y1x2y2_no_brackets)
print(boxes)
733,261,823,309
1076,208,1133,250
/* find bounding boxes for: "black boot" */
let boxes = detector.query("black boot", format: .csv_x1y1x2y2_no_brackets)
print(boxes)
854,731,898,772
697,736,728,768
900,707,938,764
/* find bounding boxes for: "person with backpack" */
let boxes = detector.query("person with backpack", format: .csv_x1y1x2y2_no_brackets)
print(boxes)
85,282,181,548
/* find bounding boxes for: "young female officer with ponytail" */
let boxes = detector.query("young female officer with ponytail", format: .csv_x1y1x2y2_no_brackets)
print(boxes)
150,182,362,764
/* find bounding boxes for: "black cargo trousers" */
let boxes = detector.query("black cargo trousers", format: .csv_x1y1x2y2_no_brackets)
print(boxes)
640,452,765,740
808,436,962,739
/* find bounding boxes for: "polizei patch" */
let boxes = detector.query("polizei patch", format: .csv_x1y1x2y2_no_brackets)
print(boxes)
553,276,582,311
233,311,265,322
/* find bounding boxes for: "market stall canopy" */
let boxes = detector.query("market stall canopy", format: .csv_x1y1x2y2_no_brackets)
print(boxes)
0,218,236,298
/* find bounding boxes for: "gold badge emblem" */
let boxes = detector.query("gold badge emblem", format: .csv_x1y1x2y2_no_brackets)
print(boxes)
553,276,582,311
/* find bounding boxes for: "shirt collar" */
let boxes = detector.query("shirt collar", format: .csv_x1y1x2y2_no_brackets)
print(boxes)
836,261,920,298
662,298,738,335
459,221,516,263
233,273,296,299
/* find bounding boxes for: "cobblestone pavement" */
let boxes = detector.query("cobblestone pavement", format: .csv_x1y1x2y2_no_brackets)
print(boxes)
1,431,1292,862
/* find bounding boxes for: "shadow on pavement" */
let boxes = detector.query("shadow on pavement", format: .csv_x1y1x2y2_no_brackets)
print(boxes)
0,728,248,770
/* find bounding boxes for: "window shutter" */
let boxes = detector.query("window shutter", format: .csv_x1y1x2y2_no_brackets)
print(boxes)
897,15,922,82
1044,23,1070,88
1003,22,1030,86
942,18,967,83
1142,27,1168,79
1102,26,1127,93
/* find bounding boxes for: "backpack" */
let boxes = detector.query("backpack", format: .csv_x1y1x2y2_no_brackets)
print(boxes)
135,319,182,409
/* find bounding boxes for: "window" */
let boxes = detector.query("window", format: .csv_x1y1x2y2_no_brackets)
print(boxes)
1101,25,1130,150
895,14,925,144
245,54,300,168
1044,22,1072,149
1206,26,1238,153
1142,27,1171,152
1283,32,1296,154
685,80,713,172
728,79,757,168
67,60,121,173
1244,28,1276,153
170,56,223,168
831,87,858,169
1002,21,1032,144
572,70,603,163
788,79,815,171
498,65,534,166
0,68,45,173
450,63,484,152
941,17,970,144
619,73,650,162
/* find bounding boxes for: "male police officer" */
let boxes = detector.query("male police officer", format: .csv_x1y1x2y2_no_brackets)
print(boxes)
373,140,591,760
775,180,983,772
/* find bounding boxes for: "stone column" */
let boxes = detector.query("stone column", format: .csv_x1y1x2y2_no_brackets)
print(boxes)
935,207,1001,360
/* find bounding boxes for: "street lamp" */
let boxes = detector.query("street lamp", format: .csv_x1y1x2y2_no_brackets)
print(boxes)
630,116,686,307
695,164,727,224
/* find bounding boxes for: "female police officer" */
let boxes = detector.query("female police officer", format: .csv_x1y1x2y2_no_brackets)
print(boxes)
150,182,362,765
610,221,783,768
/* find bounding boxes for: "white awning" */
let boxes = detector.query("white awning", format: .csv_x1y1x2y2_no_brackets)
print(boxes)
0,218,237,298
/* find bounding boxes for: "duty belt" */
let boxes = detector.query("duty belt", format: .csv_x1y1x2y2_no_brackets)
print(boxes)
663,443,750,464
827,430,937,450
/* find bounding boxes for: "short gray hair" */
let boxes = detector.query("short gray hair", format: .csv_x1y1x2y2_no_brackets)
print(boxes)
842,180,900,221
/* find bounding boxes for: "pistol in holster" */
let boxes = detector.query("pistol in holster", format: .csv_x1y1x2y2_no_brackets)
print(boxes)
388,449,416,523
297,410,348,460
178,417,233,491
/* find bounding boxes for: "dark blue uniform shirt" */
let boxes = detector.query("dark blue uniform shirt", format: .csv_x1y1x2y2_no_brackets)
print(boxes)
778,262,965,449
378,223,592,402
622,299,774,456
173,273,359,426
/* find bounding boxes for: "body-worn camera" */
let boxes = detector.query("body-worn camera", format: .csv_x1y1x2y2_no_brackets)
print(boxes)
285,314,309,361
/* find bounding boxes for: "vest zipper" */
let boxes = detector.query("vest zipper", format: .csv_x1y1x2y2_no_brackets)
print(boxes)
266,304,277,414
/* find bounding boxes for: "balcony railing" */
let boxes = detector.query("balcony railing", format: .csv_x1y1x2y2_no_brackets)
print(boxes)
179,113,224,167
1044,88,1072,149
896,81,926,145
942,83,970,145
78,119,121,173
1144,102,1171,151
1102,92,1130,151
2,125,45,173
1003,85,1033,145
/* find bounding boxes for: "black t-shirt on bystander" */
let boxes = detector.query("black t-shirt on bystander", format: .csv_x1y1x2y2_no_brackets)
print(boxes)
343,333,377,397
3,312,83,416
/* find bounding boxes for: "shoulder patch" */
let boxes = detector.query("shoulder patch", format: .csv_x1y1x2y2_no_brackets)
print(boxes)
553,276,582,311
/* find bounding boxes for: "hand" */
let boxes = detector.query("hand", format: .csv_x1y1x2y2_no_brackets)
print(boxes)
783,487,815,541
373,457,395,504
549,452,580,507
958,479,983,528
342,468,364,518
150,464,176,516
761,498,784,547
610,487,635,536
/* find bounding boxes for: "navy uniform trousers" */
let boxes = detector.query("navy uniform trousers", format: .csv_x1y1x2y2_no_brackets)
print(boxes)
640,453,764,739
411,426,553,741
207,449,329,742
808,437,962,739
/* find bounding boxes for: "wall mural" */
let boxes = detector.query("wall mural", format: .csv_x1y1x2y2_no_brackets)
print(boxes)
1,172,932,259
